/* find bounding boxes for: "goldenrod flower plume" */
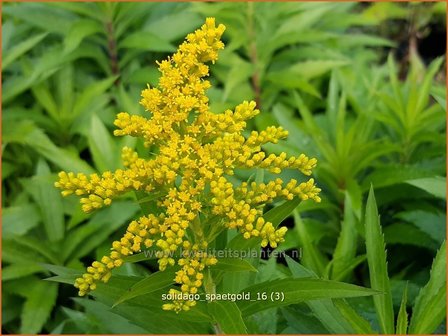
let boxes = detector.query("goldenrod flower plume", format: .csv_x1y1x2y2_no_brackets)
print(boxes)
55,17,320,312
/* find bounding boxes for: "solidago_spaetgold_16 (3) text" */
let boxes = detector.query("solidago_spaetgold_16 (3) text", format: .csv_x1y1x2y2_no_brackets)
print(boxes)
55,17,321,313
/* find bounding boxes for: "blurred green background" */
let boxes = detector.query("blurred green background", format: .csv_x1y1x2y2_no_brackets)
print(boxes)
2,2,446,334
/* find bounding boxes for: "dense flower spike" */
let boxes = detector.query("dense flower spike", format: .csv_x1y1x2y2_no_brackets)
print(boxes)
55,18,321,312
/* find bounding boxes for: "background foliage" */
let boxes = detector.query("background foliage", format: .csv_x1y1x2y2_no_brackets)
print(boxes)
2,2,446,334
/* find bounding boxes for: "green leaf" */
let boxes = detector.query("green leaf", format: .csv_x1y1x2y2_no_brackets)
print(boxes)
365,186,394,334
405,177,446,199
122,248,157,263
213,257,258,273
396,283,408,334
264,197,301,228
274,5,333,36
293,210,328,276
2,204,40,238
208,301,248,334
64,19,103,54
266,73,321,98
361,164,437,191
113,268,178,307
222,233,261,294
3,3,75,34
46,2,104,21
431,86,446,112
340,34,395,47
73,76,117,117
2,33,48,70
4,121,94,174
255,168,264,184
386,54,405,117
88,114,118,171
2,20,15,52
346,178,362,219
332,299,376,334
409,241,446,334
31,83,59,121
361,2,409,23
285,255,315,278
286,256,372,334
238,278,379,316
145,11,202,42
288,59,350,80
395,210,446,245
63,201,139,262
222,56,253,101
384,222,438,251
20,281,58,334
415,57,444,114
2,240,43,265
90,276,211,332
74,298,148,334
45,275,78,285
305,297,355,333
2,263,44,281
135,190,160,215
281,306,328,334
41,263,82,276
117,83,142,114
23,159,65,242
330,255,367,282
331,192,358,280
119,31,176,52
11,235,60,264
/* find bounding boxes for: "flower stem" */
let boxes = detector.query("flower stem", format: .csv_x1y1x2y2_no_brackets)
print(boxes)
205,269,224,334
105,20,120,84
247,2,261,109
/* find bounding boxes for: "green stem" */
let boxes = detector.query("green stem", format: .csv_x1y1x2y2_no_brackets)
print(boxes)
205,269,224,334
102,4,120,84
190,215,205,242
247,2,261,109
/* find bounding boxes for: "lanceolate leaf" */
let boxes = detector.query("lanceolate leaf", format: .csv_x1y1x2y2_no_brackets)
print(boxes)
208,301,248,334
396,283,408,334
333,299,376,334
24,159,65,242
409,241,446,334
64,19,103,54
3,33,48,70
2,263,44,281
43,263,81,284
331,191,358,281
365,186,394,334
119,31,176,52
286,256,374,334
405,176,446,199
20,281,58,334
88,114,118,171
73,298,148,334
264,197,301,228
2,204,40,237
62,201,139,262
113,268,178,307
237,278,379,316
213,257,258,273
3,121,94,174
293,210,328,276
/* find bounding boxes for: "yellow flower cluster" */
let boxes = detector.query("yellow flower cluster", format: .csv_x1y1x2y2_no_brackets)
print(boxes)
163,241,217,311
74,214,160,294
55,18,321,312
